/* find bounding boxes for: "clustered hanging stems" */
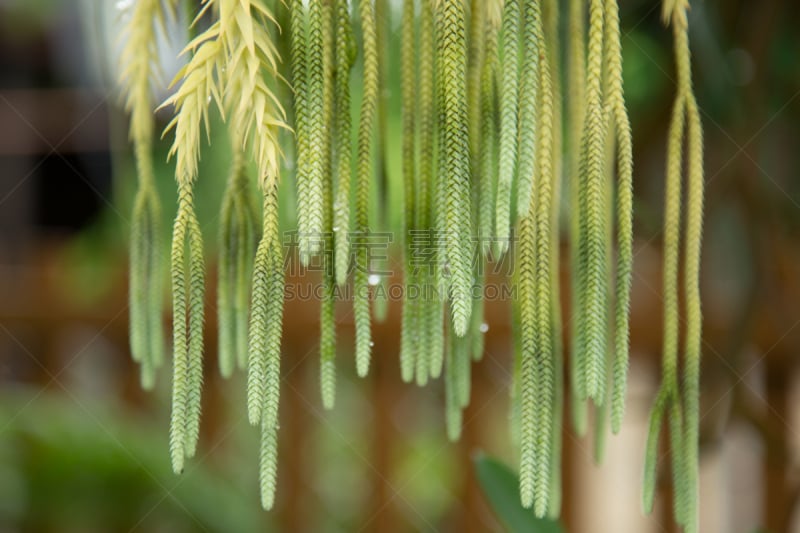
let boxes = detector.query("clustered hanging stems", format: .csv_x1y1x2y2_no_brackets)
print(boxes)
117,0,704,521
120,0,172,390
643,1,705,531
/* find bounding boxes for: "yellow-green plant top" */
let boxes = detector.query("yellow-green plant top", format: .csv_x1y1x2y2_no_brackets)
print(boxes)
119,0,174,390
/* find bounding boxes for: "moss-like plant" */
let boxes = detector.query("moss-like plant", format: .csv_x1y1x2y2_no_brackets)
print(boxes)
115,0,703,521
643,1,705,531
119,0,172,391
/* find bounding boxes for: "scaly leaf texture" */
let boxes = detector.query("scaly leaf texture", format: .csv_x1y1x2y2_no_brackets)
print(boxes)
467,0,486,181
543,0,563,517
168,183,206,473
494,0,520,254
333,0,356,286
671,3,706,531
509,253,523,450
567,0,589,432
290,0,315,259
604,0,634,435
678,14,705,533
518,205,538,508
129,145,164,390
515,0,540,220
576,0,608,404
520,5,556,514
643,3,704,530
183,206,206,461
259,423,279,510
161,4,222,474
218,139,255,378
467,0,487,366
247,181,284,429
669,399,689,527
434,3,448,298
354,0,378,377
301,0,328,260
417,0,442,382
120,0,169,390
682,87,704,533
478,5,500,258
533,4,556,517
642,389,666,514
439,0,473,338
319,0,337,410
400,0,418,384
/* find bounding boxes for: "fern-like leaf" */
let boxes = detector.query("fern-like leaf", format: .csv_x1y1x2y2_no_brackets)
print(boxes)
354,0,378,377
120,0,172,389
477,11,499,258
604,0,635,435
247,181,284,428
319,1,337,410
494,0,520,254
399,0,418,384
439,0,473,337
333,0,356,286
576,0,608,404
259,423,279,510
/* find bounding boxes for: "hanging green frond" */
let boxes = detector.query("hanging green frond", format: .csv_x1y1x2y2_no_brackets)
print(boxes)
515,0,539,221
218,137,256,378
319,0,337,410
399,0,418,384
643,2,705,531
333,0,356,286
302,0,328,260
113,0,710,515
444,321,463,441
438,0,473,337
544,0,563,518
478,3,500,258
120,0,171,390
259,424,279,510
576,0,608,404
604,0,634,435
247,179,284,429
567,0,589,434
519,1,556,513
354,0,378,377
168,182,205,473
290,0,314,259
495,0,520,253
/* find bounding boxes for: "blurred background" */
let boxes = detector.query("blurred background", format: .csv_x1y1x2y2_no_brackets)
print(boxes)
1,0,799,531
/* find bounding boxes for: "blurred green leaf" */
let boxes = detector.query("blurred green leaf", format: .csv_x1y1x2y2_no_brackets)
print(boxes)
473,453,563,533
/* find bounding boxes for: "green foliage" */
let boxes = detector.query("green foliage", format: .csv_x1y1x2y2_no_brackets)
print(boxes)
400,0,418,384
0,392,269,531
474,454,563,533
218,139,256,378
319,0,337,410
168,182,205,474
605,0,635,437
643,2,705,531
354,0,378,378
120,0,171,390
115,0,704,518
438,0,473,338
495,0,520,253
333,0,356,287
